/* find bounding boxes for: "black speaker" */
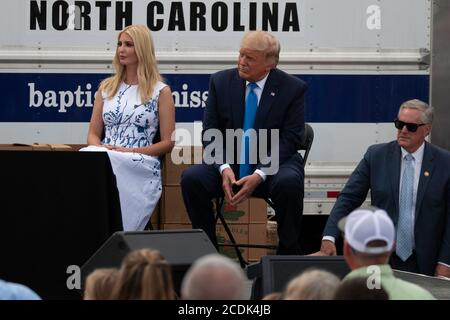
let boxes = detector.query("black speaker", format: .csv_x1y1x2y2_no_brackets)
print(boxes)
247,256,351,299
81,229,217,296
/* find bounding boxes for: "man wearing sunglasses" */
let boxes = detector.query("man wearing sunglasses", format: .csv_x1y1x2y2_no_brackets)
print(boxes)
314,99,450,279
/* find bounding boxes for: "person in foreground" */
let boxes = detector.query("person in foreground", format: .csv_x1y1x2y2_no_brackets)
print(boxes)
340,207,435,300
110,249,175,300
181,254,247,300
315,99,450,277
283,269,340,300
0,278,41,300
333,277,389,300
181,31,307,254
84,268,118,300
84,24,175,231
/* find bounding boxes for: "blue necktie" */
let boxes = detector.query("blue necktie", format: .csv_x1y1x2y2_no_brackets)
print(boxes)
396,153,414,261
239,83,258,178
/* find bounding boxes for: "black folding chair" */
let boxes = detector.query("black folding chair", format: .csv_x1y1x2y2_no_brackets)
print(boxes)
216,123,315,268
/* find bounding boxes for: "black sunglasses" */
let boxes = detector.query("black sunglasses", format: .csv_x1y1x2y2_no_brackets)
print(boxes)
394,119,427,132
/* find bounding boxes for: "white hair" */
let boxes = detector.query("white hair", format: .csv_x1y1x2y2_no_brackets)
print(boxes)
398,99,433,124
181,254,247,300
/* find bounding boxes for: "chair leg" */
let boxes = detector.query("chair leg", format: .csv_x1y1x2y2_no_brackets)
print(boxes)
215,198,248,268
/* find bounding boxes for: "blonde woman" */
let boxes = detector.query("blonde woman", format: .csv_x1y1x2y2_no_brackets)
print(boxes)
110,249,175,300
283,269,340,300
83,25,175,231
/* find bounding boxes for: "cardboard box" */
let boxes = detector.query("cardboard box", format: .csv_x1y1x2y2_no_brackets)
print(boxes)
161,223,192,230
149,203,160,230
67,144,88,151
216,199,249,224
49,144,74,151
163,146,203,186
161,222,267,262
249,198,268,223
161,186,191,223
0,143,73,151
216,224,249,261
248,223,268,262
217,198,267,224
216,223,268,262
0,144,33,151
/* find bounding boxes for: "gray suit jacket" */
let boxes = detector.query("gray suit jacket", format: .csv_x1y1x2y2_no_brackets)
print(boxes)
323,141,450,275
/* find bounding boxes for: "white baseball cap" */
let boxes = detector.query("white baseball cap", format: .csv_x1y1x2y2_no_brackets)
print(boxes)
338,207,395,254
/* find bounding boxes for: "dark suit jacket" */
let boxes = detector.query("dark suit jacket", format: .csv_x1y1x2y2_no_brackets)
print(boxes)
202,68,307,175
323,141,450,275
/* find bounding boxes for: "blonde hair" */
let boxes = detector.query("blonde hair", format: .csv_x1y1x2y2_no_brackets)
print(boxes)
84,268,118,300
284,269,340,300
110,249,175,300
240,31,280,67
100,24,162,104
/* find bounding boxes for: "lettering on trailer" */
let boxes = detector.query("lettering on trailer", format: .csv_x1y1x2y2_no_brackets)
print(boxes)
0,73,429,123
29,0,300,32
28,82,207,113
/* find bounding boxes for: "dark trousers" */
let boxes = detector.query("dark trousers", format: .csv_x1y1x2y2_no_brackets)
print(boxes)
180,155,304,255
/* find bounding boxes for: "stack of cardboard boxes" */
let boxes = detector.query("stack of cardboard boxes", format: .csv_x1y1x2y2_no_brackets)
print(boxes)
158,146,269,262
0,143,73,151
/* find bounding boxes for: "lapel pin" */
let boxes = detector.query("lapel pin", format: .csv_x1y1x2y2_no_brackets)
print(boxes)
270,92,275,96
424,171,429,177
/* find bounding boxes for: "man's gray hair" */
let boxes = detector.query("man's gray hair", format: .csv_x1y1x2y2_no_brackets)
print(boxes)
181,254,247,300
399,99,433,124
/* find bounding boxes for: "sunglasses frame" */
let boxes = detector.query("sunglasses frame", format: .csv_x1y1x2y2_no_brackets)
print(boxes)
394,119,427,133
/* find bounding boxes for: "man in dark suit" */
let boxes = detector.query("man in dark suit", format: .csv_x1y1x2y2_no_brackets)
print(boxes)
315,99,450,277
181,31,307,254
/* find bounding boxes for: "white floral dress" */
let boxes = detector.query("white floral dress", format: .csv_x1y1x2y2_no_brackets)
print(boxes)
82,81,166,231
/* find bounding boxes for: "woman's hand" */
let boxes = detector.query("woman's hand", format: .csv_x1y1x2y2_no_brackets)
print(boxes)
104,145,134,153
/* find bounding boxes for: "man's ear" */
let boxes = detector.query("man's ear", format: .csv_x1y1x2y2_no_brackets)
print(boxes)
425,124,432,137
343,240,351,257
343,240,355,268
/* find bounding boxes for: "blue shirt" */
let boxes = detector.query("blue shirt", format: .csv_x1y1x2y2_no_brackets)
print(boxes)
0,279,41,300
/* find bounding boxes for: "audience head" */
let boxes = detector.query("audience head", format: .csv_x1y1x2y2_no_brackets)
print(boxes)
84,268,118,300
283,269,340,300
0,279,41,300
333,277,389,300
262,292,282,300
340,207,395,269
110,248,175,300
396,99,432,153
181,254,247,300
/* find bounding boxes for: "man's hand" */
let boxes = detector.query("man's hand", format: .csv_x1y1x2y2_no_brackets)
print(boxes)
310,240,337,256
221,168,236,203
230,173,263,206
435,263,450,279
